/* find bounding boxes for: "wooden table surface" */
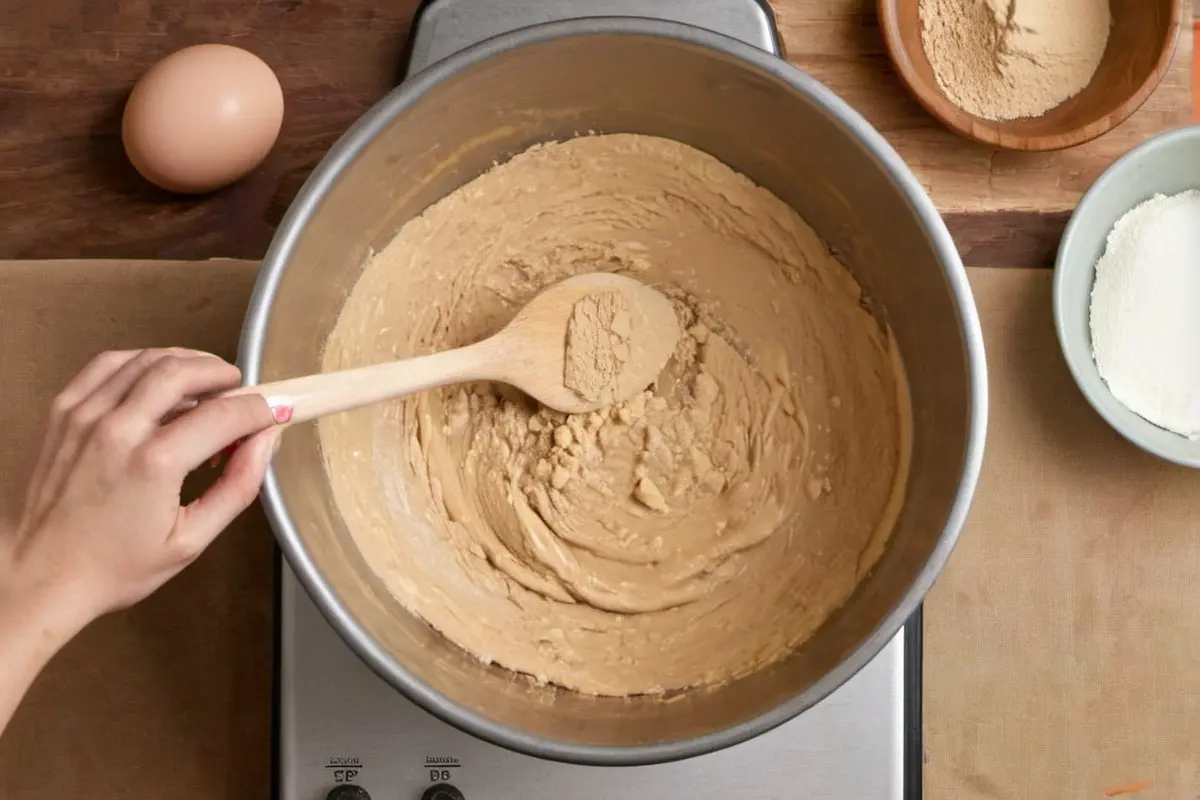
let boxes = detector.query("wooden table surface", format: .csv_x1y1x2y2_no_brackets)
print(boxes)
0,0,1192,267
0,0,420,261
0,2,1194,799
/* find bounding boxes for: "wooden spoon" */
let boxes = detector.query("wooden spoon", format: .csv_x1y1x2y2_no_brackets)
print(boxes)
231,272,681,426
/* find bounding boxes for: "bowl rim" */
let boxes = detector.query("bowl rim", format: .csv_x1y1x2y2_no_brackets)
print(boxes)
1054,124,1200,469
238,15,989,766
877,0,1183,152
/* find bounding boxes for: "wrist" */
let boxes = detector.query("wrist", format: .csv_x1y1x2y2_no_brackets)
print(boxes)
0,526,97,654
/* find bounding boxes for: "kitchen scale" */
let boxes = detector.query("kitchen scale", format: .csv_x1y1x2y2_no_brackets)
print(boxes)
277,1,924,798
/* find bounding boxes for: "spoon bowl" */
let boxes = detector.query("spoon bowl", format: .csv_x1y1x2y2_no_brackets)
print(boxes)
486,271,681,414
230,272,681,425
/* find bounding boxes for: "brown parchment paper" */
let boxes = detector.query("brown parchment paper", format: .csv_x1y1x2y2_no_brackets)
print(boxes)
925,268,1200,800
0,260,273,800
3,261,1197,799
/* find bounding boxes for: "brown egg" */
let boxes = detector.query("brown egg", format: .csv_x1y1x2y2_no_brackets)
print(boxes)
122,44,284,195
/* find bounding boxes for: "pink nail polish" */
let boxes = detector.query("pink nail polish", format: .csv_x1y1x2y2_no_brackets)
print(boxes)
273,405,294,424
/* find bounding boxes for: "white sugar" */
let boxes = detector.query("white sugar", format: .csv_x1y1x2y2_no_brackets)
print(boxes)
1089,190,1200,438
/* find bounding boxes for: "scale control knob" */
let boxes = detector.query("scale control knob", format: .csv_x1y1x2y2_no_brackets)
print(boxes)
421,783,465,800
326,786,371,800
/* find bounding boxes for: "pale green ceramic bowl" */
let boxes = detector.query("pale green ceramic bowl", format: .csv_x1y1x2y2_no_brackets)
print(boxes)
1054,125,1200,467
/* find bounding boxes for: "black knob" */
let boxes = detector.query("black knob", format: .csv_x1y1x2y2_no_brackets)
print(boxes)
326,786,371,800
421,784,465,800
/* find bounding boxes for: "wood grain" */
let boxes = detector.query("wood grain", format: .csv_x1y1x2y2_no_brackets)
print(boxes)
0,0,1191,266
775,0,1193,212
1195,21,1200,118
944,210,1072,269
0,0,420,260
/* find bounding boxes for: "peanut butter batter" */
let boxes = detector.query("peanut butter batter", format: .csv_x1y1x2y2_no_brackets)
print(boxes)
319,134,911,696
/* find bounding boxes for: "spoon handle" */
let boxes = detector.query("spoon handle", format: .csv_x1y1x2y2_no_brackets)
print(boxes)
227,340,495,427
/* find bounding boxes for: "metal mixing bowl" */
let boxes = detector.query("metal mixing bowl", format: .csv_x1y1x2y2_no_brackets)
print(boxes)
240,18,987,765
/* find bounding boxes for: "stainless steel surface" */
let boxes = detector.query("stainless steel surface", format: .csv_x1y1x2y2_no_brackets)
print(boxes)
280,564,905,800
406,0,780,74
241,15,986,765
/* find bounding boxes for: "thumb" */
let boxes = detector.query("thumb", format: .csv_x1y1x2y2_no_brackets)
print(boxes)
175,427,280,556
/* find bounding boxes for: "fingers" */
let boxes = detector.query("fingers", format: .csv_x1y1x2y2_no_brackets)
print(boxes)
149,393,275,477
78,350,206,427
32,351,201,510
47,348,213,452
119,354,242,424
173,427,279,558
51,348,208,421
26,349,205,524
26,350,144,508
53,350,145,413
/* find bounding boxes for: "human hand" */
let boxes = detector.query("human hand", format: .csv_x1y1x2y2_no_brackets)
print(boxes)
1,348,279,631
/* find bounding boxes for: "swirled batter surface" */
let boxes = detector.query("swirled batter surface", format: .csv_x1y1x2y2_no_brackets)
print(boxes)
320,134,910,696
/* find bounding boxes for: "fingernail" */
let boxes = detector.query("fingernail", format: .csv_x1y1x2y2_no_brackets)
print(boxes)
269,430,283,457
272,405,294,424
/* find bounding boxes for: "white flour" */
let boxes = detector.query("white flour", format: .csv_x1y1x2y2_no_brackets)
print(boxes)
1089,190,1200,438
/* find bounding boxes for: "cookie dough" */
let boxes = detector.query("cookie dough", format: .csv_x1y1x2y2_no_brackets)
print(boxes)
319,134,911,696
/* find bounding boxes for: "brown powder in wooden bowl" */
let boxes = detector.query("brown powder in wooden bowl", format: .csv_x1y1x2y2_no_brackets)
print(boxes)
918,0,1111,122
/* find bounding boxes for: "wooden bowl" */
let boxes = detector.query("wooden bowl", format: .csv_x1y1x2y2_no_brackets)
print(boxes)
878,0,1183,151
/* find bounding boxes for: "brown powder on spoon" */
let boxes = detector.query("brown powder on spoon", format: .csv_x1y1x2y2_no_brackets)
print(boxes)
563,290,632,405
918,0,1111,122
